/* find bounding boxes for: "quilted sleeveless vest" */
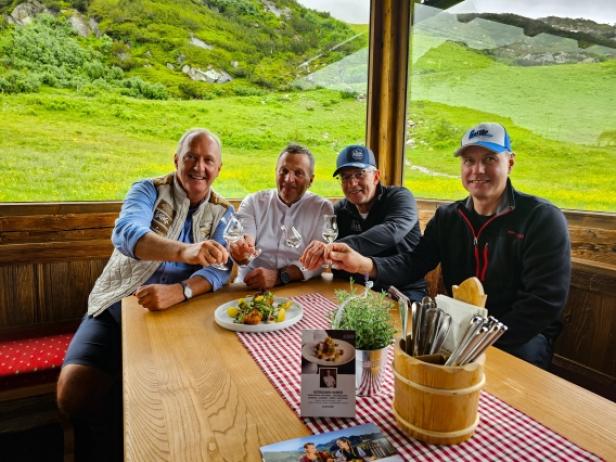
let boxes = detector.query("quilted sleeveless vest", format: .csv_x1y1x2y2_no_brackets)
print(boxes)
87,173,231,316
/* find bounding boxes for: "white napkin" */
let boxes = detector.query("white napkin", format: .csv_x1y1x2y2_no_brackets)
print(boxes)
435,294,488,353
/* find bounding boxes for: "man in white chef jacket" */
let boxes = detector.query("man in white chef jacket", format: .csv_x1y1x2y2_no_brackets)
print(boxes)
230,143,333,290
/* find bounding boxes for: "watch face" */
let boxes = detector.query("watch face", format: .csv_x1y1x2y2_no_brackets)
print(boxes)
280,270,290,285
183,284,193,299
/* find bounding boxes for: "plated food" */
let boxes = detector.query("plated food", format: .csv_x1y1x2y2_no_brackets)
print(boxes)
314,336,344,362
226,291,292,325
302,338,354,366
214,293,302,333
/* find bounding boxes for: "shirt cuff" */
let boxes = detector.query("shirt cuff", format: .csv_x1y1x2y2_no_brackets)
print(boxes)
192,266,231,292
292,260,319,281
113,227,151,259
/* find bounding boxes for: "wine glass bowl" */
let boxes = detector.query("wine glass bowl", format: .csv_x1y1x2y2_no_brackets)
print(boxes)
223,216,244,244
226,216,261,267
322,214,338,270
281,224,307,271
322,214,338,244
281,224,303,249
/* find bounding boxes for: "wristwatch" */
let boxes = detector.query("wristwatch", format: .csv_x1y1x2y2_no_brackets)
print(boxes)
279,268,291,285
180,280,193,301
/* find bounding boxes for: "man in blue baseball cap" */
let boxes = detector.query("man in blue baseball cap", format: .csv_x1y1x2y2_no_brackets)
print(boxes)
301,144,427,302
322,123,571,369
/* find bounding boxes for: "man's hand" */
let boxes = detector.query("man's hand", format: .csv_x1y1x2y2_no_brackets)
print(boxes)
229,235,256,265
243,267,278,290
327,242,375,276
179,240,228,267
134,284,183,311
300,240,327,270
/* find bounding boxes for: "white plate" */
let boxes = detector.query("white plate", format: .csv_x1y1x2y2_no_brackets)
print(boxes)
214,297,302,333
302,338,354,366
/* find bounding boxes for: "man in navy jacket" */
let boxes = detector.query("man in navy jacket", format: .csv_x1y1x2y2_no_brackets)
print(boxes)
301,145,426,301
322,123,571,369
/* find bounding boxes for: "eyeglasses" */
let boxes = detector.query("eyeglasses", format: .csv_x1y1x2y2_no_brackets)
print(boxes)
338,169,374,183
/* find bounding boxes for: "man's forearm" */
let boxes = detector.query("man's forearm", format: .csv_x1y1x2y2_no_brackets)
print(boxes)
185,276,213,298
134,232,186,262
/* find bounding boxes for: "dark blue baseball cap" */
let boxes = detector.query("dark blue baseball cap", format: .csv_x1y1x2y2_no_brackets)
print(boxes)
333,145,376,177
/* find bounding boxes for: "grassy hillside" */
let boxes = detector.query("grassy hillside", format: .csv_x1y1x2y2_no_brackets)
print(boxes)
411,38,616,145
1,3,614,211
0,0,362,98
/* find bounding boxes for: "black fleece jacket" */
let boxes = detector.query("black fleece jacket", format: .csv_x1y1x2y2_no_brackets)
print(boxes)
334,184,427,296
373,180,571,346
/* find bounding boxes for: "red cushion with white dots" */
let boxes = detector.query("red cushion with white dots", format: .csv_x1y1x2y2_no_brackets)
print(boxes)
0,334,73,391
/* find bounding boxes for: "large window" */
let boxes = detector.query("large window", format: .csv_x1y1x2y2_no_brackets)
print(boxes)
405,1,616,212
0,0,370,202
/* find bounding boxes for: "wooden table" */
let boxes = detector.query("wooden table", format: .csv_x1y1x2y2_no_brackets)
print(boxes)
123,279,616,461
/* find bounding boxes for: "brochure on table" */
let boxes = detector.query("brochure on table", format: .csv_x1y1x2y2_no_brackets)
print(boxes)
300,329,356,418
260,422,403,462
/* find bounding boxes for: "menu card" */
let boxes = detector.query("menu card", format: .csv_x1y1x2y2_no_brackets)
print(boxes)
300,329,356,418
260,422,402,461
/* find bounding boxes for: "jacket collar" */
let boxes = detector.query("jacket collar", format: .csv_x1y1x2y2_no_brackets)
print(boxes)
343,183,384,217
172,173,212,209
463,178,516,216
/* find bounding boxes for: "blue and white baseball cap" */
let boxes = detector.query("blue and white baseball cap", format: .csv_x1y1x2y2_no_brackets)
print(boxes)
333,145,377,177
455,122,512,157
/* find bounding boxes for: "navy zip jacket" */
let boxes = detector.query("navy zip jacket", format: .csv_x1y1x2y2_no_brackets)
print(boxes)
372,180,571,346
335,184,427,296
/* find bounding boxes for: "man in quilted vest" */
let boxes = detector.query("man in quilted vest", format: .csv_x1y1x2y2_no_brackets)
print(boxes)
57,128,234,461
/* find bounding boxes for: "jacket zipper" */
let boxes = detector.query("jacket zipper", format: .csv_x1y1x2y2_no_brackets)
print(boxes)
457,208,512,282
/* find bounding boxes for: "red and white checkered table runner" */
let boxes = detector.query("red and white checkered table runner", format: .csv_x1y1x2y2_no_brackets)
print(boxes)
238,293,602,461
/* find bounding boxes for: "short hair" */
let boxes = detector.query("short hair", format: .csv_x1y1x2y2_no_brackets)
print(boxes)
176,128,222,160
304,442,315,449
277,143,315,175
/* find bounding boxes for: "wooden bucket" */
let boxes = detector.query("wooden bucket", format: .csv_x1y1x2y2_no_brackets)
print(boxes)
392,339,485,445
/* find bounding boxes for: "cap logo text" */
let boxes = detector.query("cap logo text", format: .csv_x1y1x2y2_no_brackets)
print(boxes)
351,149,364,160
469,128,492,139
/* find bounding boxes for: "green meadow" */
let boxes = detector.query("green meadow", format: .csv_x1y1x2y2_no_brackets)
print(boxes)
2,85,615,211
0,88,363,201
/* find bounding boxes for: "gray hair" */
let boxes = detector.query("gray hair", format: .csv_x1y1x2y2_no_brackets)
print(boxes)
176,128,222,159
277,143,315,175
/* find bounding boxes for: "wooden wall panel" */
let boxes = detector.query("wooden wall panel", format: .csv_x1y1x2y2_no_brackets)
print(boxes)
557,288,616,375
39,260,103,323
0,264,37,337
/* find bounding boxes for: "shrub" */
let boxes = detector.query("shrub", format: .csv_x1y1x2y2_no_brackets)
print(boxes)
121,76,168,100
178,80,206,99
0,71,41,93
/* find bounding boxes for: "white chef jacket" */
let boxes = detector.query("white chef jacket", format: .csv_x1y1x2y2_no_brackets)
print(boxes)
235,189,334,282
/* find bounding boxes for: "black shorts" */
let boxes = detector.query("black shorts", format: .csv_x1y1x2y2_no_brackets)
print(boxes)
63,302,122,377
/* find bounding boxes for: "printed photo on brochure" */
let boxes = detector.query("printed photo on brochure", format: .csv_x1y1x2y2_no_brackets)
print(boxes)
260,422,402,462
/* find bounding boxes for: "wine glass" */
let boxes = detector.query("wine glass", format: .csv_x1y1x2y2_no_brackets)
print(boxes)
322,214,338,269
230,216,261,267
210,216,243,270
281,224,307,270
281,224,303,249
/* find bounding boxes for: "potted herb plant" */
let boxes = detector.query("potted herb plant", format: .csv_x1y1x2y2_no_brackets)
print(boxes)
332,283,396,396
